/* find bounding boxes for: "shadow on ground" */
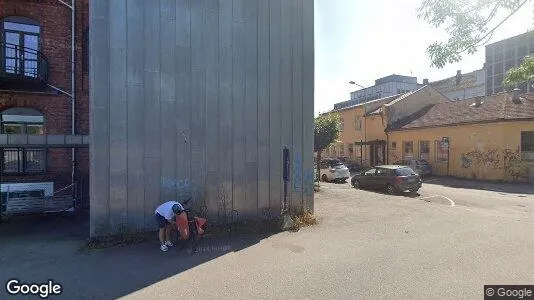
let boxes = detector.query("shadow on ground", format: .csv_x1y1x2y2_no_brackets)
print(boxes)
0,210,277,299
423,176,534,195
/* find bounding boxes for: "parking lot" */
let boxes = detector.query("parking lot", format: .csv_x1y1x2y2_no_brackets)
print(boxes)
1,176,534,299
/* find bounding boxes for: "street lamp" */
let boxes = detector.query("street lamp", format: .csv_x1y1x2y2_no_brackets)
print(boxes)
348,81,366,89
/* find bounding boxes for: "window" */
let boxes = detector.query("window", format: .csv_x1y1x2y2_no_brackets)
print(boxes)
0,107,45,174
395,167,416,176
521,131,534,161
419,141,430,160
376,168,388,176
391,142,396,150
348,144,354,158
402,141,414,159
339,144,345,156
339,118,344,132
435,140,449,163
1,107,44,134
364,168,376,176
1,16,41,78
355,117,362,131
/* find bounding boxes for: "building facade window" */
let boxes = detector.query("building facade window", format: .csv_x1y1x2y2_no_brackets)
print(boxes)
391,142,396,150
521,131,534,161
339,144,345,156
419,141,430,160
348,144,354,158
435,140,449,163
339,117,344,132
1,16,41,78
0,107,46,174
355,117,362,131
402,141,414,159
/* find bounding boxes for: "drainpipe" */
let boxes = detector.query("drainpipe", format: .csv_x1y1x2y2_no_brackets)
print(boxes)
58,0,76,199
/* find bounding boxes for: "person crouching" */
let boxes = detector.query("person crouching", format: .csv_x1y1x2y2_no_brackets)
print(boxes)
155,200,184,252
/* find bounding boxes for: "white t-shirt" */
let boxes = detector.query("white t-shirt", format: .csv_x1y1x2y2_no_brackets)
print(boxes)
155,201,183,220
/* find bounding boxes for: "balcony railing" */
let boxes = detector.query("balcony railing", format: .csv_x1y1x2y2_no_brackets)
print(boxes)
0,42,49,82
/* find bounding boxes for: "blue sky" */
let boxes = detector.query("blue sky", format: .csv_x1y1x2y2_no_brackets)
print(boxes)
314,0,533,115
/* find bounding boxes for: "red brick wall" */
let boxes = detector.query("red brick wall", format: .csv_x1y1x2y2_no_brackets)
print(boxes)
0,0,89,188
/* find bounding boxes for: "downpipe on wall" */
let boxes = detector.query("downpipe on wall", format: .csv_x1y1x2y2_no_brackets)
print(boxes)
58,0,76,202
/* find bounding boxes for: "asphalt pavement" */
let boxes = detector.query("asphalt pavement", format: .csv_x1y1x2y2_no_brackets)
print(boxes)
1,178,534,299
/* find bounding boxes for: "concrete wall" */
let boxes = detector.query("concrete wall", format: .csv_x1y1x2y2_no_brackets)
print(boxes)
89,0,314,237
388,121,534,183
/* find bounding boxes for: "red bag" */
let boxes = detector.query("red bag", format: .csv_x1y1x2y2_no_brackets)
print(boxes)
176,213,189,240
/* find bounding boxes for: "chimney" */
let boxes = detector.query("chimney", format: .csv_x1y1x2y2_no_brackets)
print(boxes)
423,78,429,85
512,88,521,103
455,70,461,85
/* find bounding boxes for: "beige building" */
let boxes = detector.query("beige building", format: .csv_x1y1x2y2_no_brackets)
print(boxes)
324,85,449,168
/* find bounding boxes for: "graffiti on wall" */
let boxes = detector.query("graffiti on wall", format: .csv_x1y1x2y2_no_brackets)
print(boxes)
460,149,501,169
503,148,527,181
292,154,303,193
303,169,314,197
459,148,528,182
390,152,400,164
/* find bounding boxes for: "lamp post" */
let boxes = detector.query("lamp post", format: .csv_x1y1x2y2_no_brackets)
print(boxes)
349,81,366,89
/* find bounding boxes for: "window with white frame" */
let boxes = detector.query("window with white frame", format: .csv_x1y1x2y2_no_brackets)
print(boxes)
402,141,414,159
1,107,46,174
355,116,362,130
419,141,430,160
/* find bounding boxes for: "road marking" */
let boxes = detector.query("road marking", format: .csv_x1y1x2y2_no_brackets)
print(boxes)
441,195,455,207
418,195,455,207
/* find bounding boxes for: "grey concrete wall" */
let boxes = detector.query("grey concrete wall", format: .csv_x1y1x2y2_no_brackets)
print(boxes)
89,0,314,237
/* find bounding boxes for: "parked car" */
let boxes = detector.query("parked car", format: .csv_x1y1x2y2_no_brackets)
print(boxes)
320,158,350,183
351,165,422,194
345,162,362,174
393,159,433,177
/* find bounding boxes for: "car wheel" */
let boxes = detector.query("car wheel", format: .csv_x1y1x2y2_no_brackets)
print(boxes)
321,174,329,182
352,180,360,189
385,184,396,195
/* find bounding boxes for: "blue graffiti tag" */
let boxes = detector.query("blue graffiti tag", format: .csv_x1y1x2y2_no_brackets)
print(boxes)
161,178,194,200
292,154,303,193
303,169,314,197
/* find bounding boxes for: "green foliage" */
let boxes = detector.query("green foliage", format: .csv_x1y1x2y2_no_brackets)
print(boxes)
314,113,341,152
418,0,529,69
503,56,534,89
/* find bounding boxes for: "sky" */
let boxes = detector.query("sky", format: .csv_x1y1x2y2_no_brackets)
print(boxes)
314,0,534,116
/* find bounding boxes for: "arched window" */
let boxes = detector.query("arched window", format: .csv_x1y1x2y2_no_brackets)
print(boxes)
1,107,45,174
1,16,41,78
0,107,44,134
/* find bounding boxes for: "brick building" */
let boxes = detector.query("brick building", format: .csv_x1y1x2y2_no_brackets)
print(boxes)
0,0,89,203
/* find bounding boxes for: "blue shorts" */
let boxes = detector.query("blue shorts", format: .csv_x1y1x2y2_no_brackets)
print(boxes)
155,213,170,229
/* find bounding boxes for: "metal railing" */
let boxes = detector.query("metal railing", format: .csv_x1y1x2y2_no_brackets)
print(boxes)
0,42,49,82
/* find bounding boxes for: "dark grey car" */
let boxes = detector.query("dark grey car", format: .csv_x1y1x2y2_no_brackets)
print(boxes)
351,165,422,195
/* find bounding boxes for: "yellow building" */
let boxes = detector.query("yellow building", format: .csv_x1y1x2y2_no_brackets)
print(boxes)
324,85,449,168
386,91,534,183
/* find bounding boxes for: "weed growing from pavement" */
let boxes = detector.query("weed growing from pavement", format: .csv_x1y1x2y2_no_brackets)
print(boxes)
291,209,318,231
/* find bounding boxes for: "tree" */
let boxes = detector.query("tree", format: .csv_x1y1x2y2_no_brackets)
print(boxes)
504,56,534,89
418,0,530,68
314,113,341,182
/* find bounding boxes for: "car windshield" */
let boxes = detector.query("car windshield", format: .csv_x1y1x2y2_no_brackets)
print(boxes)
331,163,344,168
417,160,428,165
395,167,416,176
